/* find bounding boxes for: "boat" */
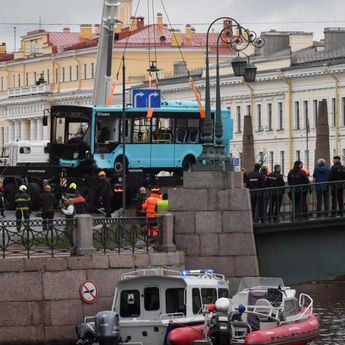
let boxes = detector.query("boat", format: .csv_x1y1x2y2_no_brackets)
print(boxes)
75,270,319,345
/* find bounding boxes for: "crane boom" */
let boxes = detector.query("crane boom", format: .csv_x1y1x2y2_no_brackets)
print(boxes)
92,0,119,106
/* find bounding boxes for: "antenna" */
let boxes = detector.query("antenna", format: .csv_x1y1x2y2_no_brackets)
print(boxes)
13,26,16,51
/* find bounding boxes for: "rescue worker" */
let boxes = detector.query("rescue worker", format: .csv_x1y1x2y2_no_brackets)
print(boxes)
98,171,112,217
0,182,5,217
142,186,162,240
61,196,75,246
156,193,169,214
15,185,31,230
136,186,147,217
288,160,310,219
330,155,345,216
41,184,55,231
267,164,285,222
246,163,265,223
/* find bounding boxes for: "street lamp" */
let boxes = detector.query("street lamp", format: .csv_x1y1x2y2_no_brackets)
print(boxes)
196,17,264,168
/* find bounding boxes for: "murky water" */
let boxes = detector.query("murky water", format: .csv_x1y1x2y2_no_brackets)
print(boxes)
296,280,345,345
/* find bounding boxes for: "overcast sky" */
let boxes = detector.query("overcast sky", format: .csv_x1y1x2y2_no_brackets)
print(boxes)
1,0,345,52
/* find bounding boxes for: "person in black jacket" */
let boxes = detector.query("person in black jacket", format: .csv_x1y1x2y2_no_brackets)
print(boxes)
246,163,265,223
267,164,285,222
41,184,55,231
288,160,310,219
330,156,345,216
15,185,31,230
98,171,113,217
0,182,5,217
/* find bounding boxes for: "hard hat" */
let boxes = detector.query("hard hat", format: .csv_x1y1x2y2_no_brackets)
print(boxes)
44,185,52,192
98,171,106,177
69,182,77,190
139,187,146,194
19,185,27,192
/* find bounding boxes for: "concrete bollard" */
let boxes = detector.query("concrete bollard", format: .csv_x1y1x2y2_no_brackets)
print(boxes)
72,214,96,256
161,213,176,252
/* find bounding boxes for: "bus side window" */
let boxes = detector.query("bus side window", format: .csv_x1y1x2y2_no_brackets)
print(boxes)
176,118,188,143
152,118,173,143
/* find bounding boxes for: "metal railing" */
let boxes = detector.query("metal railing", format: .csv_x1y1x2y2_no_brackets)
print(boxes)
93,217,162,253
250,180,345,224
0,219,75,258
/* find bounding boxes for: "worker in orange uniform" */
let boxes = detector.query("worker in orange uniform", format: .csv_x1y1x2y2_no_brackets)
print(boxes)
142,186,162,240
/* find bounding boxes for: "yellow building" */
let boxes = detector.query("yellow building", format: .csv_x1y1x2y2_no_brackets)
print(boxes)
0,4,235,145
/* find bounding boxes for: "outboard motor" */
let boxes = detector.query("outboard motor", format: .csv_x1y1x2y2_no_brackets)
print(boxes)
211,298,232,345
94,311,121,345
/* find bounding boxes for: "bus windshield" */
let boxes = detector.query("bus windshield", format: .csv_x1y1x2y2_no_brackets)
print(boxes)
51,106,92,146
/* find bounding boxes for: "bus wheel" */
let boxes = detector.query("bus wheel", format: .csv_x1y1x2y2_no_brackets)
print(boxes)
114,157,127,174
182,156,195,172
4,183,16,210
29,182,42,211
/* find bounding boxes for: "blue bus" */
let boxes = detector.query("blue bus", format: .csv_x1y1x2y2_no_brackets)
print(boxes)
47,101,233,173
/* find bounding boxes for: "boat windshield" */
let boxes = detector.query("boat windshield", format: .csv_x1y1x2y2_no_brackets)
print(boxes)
237,277,285,292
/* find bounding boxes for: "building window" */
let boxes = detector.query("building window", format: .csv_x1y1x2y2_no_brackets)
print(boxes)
34,72,37,84
246,104,251,116
296,150,301,161
305,149,309,169
342,97,345,127
269,151,274,171
259,151,264,164
30,40,38,54
313,100,318,128
303,100,309,129
257,104,262,131
69,66,72,81
342,149,345,162
12,75,15,88
18,73,21,87
62,67,65,82
280,151,285,176
0,77,3,91
267,103,272,130
26,73,29,86
278,102,283,130
91,62,95,79
332,98,336,127
46,69,50,84
76,65,79,80
295,101,300,129
83,64,87,79
236,106,241,133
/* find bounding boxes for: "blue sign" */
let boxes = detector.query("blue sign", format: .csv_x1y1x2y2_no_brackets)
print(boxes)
232,158,240,166
132,89,161,108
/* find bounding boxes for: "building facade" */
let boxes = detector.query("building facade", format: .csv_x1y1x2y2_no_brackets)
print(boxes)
157,28,345,175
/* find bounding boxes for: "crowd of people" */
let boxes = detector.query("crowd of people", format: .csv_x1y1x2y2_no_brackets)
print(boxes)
245,156,345,223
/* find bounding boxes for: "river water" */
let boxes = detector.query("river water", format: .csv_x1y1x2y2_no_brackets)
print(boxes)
296,280,345,344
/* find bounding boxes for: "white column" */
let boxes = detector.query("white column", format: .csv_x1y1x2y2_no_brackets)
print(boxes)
20,120,30,141
30,118,37,141
43,116,49,141
7,122,14,143
14,121,20,141
37,118,43,141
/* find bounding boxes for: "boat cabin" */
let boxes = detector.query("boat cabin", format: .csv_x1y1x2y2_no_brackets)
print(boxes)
112,269,229,322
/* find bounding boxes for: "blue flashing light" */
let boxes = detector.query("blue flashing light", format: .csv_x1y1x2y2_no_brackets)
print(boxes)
202,269,215,274
180,270,190,276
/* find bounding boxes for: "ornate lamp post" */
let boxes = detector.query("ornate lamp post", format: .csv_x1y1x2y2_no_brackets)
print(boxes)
196,17,264,169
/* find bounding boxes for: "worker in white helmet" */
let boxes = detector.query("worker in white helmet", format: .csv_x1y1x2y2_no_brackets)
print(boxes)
15,185,31,230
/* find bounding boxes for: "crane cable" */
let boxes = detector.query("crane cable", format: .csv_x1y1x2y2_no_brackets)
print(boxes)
107,0,142,105
159,0,205,117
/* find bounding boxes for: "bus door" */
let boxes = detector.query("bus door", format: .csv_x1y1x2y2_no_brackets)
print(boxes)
130,117,151,168
174,118,201,167
150,117,175,168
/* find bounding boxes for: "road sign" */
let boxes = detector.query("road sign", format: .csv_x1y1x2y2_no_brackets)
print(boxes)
132,89,161,108
80,280,98,304
232,158,240,166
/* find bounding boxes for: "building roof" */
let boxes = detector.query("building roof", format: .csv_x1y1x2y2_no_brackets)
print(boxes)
47,32,84,53
64,24,235,55
0,53,14,62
